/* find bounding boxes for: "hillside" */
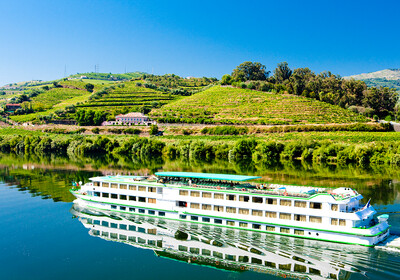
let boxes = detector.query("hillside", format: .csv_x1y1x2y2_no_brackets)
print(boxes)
345,69,400,93
150,86,368,125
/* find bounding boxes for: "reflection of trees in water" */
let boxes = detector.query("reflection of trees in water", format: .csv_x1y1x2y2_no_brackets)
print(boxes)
0,152,399,205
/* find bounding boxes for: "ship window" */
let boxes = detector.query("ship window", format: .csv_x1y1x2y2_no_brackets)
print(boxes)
239,195,249,202
309,268,321,276
266,226,275,231
265,211,277,218
310,202,322,209
202,249,211,256
102,193,109,198
251,258,262,264
265,261,276,268
177,201,187,207
119,235,127,240
190,248,200,254
227,194,236,201
179,214,187,219
111,193,117,199
252,224,261,229
226,207,236,214
129,195,136,201
294,229,304,235
137,237,146,244
138,227,146,233
102,183,109,188
279,264,291,271
191,216,198,221
120,194,127,200
111,183,118,189
225,254,236,261
129,225,136,231
252,197,263,203
101,231,108,237
294,264,307,273
138,209,145,213
227,220,235,226
110,223,118,229
280,213,291,220
148,187,156,193
214,205,224,212
128,236,136,242
138,197,146,202
214,219,222,224
111,205,117,209
178,245,188,252
148,198,156,204
331,204,338,211
120,206,126,211
295,214,306,222
329,274,338,279
138,186,146,192
280,199,292,206
179,190,188,196
129,185,136,191
93,230,100,236
267,198,277,205
213,252,223,259
148,210,155,215
294,201,307,208
202,192,212,198
129,207,135,212
190,203,200,209
202,204,212,211
158,211,165,216
94,192,100,197
110,233,118,239
239,256,249,262
94,181,100,187
191,191,200,197
102,221,109,227
252,210,262,216
309,216,322,223
239,222,248,228
214,193,224,199
202,217,210,222
280,227,290,233
339,219,346,226
147,240,156,246
120,184,127,190
331,218,338,225
239,208,249,215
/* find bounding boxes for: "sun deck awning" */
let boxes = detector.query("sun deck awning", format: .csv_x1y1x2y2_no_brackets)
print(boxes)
155,172,261,182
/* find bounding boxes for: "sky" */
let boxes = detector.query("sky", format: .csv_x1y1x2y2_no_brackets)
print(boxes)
1,0,400,86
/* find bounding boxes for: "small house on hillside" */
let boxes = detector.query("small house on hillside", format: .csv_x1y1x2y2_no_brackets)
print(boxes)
102,112,155,126
5,104,21,112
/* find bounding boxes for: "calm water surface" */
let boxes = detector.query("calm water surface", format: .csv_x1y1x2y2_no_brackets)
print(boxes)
1,157,400,280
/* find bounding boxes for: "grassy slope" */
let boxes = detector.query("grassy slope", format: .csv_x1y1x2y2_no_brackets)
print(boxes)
151,86,368,124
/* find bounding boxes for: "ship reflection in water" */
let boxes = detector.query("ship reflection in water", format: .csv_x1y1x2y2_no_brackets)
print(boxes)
71,204,370,280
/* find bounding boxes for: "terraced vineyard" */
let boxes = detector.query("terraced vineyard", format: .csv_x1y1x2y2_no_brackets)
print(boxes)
76,82,180,113
150,86,369,124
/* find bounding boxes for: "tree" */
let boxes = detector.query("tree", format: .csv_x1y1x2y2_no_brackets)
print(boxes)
273,62,292,83
150,125,159,135
342,79,366,106
85,83,95,92
363,87,398,117
220,74,232,85
287,68,314,95
231,61,270,82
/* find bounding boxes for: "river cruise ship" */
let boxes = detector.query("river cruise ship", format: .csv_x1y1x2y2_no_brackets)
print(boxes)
70,172,390,247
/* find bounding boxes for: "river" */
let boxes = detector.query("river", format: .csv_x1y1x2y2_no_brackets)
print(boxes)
0,154,400,280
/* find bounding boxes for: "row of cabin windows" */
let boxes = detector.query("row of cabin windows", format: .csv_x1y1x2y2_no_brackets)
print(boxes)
95,192,156,204
92,230,162,247
179,190,331,210
90,218,158,234
108,205,166,217
94,182,158,193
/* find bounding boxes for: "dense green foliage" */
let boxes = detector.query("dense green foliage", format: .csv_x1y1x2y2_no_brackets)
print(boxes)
67,72,145,81
0,131,399,168
151,86,368,124
231,61,270,81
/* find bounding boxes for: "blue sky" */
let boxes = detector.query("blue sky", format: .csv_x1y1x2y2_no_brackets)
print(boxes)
1,0,399,85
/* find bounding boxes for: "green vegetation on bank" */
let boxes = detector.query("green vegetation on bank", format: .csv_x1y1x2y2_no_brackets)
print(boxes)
0,128,399,168
151,86,368,124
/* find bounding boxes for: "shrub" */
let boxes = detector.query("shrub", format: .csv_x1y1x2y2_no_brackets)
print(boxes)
150,125,159,135
91,127,100,134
